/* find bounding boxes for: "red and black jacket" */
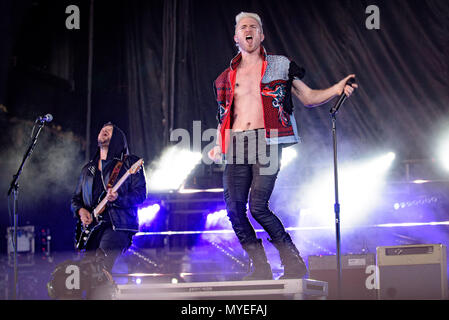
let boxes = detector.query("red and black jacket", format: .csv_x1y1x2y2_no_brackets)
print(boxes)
213,46,305,154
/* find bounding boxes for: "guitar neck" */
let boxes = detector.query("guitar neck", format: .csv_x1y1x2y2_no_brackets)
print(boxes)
93,171,131,217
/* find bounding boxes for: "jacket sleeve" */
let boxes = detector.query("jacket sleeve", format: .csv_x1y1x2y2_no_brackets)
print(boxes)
284,60,306,114
111,160,147,209
288,60,306,81
71,168,85,218
213,81,222,125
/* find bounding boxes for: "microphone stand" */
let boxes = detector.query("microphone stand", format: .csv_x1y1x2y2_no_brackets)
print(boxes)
330,110,343,299
328,78,355,299
7,119,47,300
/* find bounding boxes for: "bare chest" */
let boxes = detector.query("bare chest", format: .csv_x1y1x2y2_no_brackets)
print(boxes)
234,65,262,98
231,62,265,130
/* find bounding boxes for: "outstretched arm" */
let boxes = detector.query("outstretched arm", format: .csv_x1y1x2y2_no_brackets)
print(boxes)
292,74,358,107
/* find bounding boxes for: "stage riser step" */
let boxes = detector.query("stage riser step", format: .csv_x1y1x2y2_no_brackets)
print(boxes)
114,279,328,300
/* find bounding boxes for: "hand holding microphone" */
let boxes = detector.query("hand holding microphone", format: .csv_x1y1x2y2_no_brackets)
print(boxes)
340,74,357,96
330,75,358,114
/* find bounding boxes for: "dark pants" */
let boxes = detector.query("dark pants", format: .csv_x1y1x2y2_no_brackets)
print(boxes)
84,222,133,273
223,129,289,246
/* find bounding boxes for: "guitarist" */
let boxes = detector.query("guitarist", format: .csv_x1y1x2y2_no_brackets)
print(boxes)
71,122,147,274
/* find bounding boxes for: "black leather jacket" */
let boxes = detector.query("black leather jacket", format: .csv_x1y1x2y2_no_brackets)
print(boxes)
71,154,147,232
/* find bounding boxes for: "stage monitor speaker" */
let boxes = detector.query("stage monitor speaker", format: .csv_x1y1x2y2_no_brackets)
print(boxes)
308,253,377,300
377,243,448,300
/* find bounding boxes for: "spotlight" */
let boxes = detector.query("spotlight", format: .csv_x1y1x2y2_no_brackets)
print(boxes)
138,203,160,226
205,209,230,229
298,152,396,227
280,147,297,169
368,152,396,172
147,146,202,191
386,152,396,161
437,131,449,171
412,179,429,184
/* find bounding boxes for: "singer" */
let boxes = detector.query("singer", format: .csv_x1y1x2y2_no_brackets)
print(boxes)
208,12,357,280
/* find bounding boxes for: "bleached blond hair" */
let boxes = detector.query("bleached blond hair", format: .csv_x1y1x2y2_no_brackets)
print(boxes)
235,12,263,33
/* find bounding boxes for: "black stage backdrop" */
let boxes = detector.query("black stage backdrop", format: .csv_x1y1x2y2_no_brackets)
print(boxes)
0,0,448,252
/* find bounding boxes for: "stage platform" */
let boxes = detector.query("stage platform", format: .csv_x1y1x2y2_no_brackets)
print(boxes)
113,278,328,300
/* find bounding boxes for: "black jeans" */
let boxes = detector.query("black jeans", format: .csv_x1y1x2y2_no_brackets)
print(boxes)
223,129,289,246
84,221,134,273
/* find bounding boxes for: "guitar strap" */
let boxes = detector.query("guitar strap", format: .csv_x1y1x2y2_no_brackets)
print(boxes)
106,155,127,189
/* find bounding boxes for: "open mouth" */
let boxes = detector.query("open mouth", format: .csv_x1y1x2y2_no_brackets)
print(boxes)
245,35,253,44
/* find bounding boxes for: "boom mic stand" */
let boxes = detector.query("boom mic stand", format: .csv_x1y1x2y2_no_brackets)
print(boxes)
7,118,48,299
329,78,356,299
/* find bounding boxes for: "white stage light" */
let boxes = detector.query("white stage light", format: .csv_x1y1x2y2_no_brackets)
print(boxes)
297,152,396,228
205,209,230,229
138,203,160,226
281,147,297,169
438,132,449,171
147,146,202,191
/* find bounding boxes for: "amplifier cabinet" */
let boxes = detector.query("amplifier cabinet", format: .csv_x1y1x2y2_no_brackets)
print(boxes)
308,254,377,300
7,226,35,267
377,244,448,300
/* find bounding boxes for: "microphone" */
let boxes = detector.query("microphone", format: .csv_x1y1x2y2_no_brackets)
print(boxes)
330,78,356,114
37,114,53,123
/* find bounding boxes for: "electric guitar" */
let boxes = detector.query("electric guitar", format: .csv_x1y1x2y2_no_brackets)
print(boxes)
75,158,144,250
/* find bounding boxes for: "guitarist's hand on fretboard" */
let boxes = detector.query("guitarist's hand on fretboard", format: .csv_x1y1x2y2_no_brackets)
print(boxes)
106,188,118,202
79,208,93,226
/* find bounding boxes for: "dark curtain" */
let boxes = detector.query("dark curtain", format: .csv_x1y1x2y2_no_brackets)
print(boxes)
122,0,449,164
3,0,448,164
122,1,165,163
